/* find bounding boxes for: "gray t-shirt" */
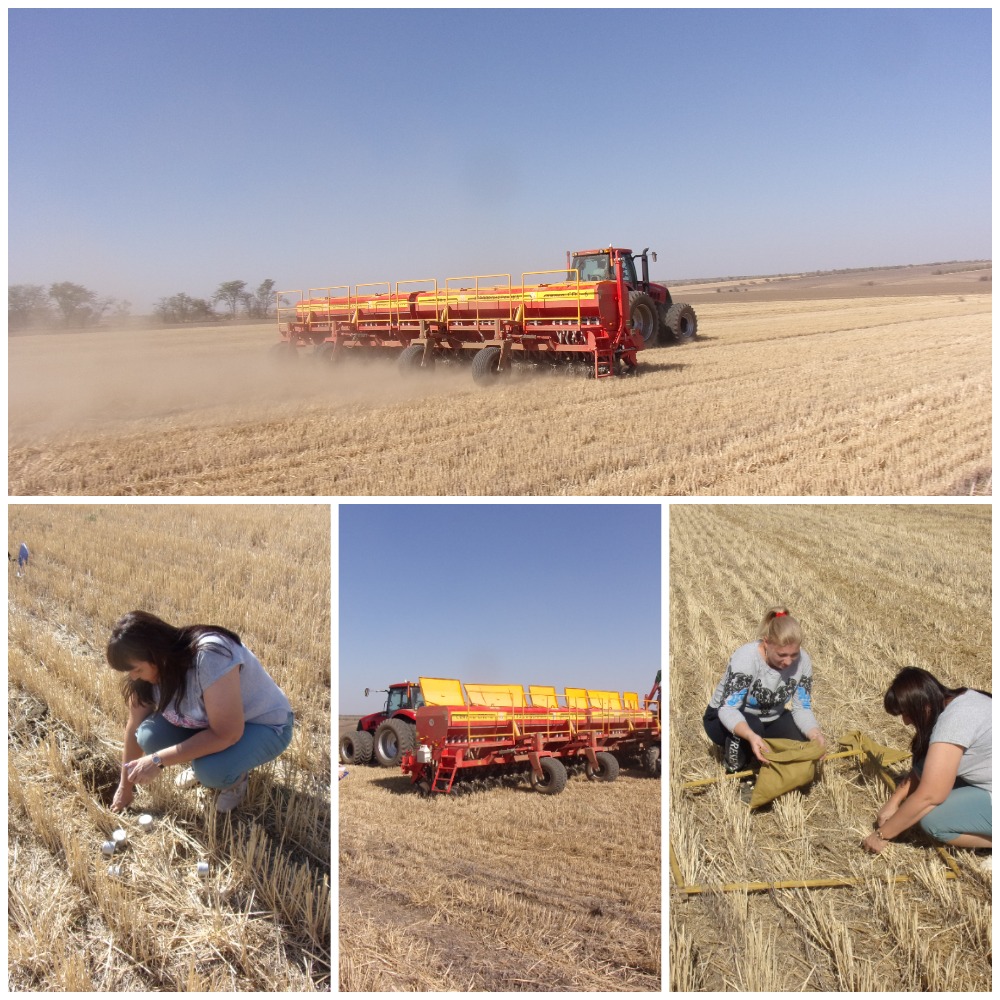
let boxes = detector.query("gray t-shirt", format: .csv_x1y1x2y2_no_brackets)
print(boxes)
929,690,991,793
708,641,819,736
156,634,291,733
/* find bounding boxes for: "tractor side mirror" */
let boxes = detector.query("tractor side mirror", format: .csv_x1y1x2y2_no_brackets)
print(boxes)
651,252,657,263
364,687,370,698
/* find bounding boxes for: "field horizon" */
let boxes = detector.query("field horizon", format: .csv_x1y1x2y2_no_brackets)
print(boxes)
9,261,990,497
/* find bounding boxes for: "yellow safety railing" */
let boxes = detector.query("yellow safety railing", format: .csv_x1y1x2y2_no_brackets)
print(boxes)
275,289,303,328
393,278,438,327
443,274,514,326
305,285,351,323
520,270,585,325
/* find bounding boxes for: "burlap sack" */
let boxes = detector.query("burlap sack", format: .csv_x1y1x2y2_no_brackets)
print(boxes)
838,730,911,767
749,737,825,809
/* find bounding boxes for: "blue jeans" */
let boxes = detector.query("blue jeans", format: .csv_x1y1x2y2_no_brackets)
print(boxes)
918,780,992,842
136,712,294,789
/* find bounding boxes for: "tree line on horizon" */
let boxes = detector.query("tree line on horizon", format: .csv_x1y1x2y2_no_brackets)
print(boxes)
8,278,278,331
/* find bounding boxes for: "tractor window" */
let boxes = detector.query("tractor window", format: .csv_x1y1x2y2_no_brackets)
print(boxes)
571,254,612,282
387,687,423,711
619,255,638,285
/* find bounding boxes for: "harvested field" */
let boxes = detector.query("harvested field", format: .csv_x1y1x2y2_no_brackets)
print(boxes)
7,504,331,991
338,721,661,991
8,268,990,497
669,504,991,992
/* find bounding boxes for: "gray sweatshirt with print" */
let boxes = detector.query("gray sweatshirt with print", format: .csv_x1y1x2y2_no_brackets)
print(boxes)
708,641,819,736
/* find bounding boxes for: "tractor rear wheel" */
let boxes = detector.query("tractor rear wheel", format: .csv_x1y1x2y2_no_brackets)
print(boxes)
659,302,698,344
586,751,620,782
627,291,659,346
529,757,568,795
339,730,374,765
398,343,433,374
471,346,508,385
374,718,416,767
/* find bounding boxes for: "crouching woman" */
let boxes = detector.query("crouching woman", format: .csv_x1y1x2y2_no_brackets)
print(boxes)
863,667,991,854
107,611,294,814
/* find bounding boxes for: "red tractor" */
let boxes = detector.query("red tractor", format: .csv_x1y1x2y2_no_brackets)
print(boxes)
567,247,698,347
339,681,424,767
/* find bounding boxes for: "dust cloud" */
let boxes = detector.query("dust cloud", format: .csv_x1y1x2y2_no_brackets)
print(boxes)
8,326,472,441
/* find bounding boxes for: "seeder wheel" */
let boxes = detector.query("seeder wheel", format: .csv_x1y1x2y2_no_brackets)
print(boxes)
529,757,568,795
586,751,620,782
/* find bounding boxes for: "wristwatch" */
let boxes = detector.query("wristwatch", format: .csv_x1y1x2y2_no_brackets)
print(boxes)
152,753,165,769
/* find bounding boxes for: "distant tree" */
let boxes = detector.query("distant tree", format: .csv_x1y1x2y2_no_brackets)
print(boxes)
246,278,277,319
8,284,53,330
48,282,100,327
153,293,216,324
213,280,247,319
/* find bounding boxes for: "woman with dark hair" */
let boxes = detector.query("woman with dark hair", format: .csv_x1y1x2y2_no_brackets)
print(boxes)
107,611,294,814
862,667,991,855
703,607,826,774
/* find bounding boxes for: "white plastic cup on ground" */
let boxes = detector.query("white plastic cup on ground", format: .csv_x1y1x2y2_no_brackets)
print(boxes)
112,828,127,844
107,864,122,877
101,841,116,856
137,814,153,831
197,861,210,877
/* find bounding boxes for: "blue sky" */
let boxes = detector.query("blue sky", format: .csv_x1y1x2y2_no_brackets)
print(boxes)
9,9,991,311
338,503,661,715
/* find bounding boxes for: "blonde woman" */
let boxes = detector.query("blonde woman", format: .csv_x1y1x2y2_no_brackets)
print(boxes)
703,607,826,774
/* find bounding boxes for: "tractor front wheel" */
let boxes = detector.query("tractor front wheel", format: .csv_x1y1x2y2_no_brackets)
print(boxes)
529,757,568,795
374,718,417,767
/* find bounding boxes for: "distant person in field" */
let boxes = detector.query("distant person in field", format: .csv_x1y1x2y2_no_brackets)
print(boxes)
703,607,826,774
106,610,294,814
17,541,29,577
862,667,991,857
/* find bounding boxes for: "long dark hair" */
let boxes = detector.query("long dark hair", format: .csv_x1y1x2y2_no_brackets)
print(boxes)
106,610,241,713
884,666,990,763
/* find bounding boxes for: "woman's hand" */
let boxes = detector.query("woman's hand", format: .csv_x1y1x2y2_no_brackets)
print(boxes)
123,755,161,786
861,830,887,855
748,735,771,765
111,781,134,812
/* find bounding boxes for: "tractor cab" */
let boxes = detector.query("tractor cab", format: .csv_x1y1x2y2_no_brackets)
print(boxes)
385,683,423,713
568,247,656,290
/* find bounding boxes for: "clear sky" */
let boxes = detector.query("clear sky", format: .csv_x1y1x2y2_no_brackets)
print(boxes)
9,9,991,311
338,503,661,715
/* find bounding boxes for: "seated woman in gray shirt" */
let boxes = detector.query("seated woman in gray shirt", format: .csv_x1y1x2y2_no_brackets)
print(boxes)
703,607,826,774
106,610,294,814
863,667,991,854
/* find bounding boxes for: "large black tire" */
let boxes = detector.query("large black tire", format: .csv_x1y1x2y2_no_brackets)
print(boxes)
627,291,659,346
642,745,661,778
398,343,433,374
340,729,374,765
374,718,417,767
529,757,568,795
471,345,508,386
586,751,620,782
659,302,698,344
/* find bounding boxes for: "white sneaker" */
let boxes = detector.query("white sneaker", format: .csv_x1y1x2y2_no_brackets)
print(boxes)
215,772,249,813
174,768,200,789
